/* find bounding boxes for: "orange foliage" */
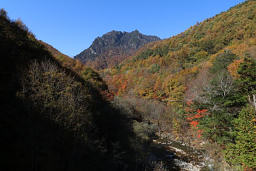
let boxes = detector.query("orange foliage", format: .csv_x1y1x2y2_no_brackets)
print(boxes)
227,58,244,79
121,80,127,91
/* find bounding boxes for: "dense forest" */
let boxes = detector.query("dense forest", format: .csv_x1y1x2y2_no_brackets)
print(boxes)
0,0,256,170
0,9,162,171
102,0,256,170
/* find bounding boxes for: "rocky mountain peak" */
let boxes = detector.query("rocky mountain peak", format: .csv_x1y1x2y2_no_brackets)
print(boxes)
74,30,160,70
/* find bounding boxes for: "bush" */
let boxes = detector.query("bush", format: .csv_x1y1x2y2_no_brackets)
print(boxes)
18,60,92,134
210,50,238,73
149,64,160,73
224,105,256,169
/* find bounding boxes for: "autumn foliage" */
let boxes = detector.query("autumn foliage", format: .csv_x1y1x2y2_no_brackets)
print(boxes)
185,101,208,138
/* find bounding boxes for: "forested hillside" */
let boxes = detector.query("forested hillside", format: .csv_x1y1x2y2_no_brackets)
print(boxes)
0,9,158,171
105,0,256,101
103,0,256,169
40,40,108,93
1,0,256,170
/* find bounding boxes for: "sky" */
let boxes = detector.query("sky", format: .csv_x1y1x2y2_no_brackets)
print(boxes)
1,0,245,57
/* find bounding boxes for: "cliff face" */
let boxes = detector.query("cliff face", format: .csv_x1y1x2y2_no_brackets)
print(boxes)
74,30,160,70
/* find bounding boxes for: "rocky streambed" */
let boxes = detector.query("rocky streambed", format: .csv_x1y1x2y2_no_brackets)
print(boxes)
149,138,215,171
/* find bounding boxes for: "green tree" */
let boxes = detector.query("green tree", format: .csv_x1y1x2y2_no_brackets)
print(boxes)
0,8,7,17
224,105,256,169
209,50,237,74
196,51,243,143
237,56,256,110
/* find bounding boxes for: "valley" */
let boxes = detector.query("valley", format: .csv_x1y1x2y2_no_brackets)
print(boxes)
0,0,256,170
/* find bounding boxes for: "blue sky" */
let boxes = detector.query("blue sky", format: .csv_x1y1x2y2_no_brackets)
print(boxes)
1,0,245,57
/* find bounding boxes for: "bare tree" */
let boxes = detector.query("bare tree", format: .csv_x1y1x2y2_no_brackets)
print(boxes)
248,94,256,111
198,71,234,112
215,72,234,98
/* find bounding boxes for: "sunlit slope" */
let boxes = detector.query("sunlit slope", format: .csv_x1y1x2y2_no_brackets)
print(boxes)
104,0,256,104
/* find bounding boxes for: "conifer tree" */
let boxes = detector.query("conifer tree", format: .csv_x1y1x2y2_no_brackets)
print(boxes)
225,105,256,169
237,56,256,110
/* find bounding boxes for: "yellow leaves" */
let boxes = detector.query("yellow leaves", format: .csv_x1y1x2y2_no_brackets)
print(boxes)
161,67,198,105
172,118,181,138
196,51,208,57
136,88,155,99
248,38,256,46
232,43,249,57
228,58,244,79
153,77,162,91
104,0,256,112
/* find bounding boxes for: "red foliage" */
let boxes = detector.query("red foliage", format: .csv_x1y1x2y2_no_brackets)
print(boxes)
121,80,127,90
197,130,203,138
101,90,114,101
185,101,208,138
190,121,199,127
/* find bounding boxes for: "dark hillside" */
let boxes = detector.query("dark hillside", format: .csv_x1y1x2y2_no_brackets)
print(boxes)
0,10,149,171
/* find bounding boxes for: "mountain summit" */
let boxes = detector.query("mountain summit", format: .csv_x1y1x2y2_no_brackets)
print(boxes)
74,30,160,70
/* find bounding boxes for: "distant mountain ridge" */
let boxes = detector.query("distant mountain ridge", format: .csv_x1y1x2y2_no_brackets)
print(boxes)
74,30,160,70
104,0,256,104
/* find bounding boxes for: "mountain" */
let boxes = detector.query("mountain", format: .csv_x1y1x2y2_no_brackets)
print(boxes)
74,30,160,70
0,9,151,171
104,0,256,169
1,0,256,169
105,0,256,103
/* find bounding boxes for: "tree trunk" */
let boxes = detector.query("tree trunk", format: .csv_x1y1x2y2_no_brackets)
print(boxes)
248,94,256,111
